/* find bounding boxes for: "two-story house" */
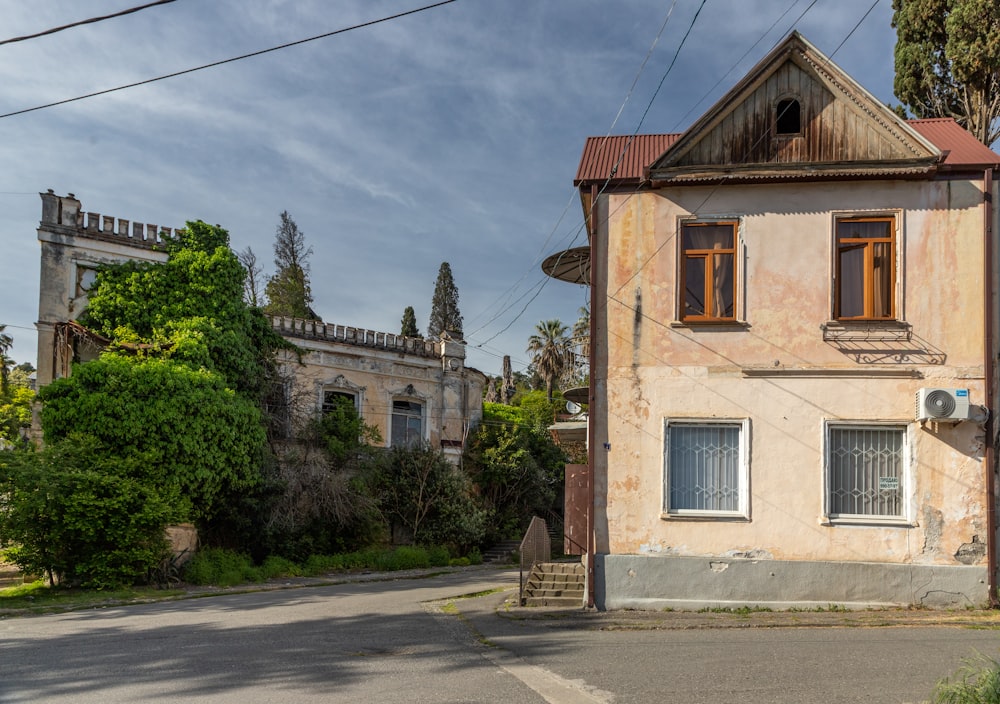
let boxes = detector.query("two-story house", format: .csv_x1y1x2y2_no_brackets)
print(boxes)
549,32,1000,609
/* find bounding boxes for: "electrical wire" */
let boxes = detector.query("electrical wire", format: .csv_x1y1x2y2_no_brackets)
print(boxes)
0,0,177,47
0,0,459,120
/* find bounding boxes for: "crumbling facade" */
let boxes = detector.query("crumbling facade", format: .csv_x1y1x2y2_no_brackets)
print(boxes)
34,191,485,456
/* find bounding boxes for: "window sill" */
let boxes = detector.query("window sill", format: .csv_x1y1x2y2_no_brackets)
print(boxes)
661,512,750,522
821,516,914,527
670,320,751,331
821,320,911,342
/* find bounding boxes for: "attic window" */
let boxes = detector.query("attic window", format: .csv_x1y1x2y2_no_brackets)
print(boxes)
776,98,800,135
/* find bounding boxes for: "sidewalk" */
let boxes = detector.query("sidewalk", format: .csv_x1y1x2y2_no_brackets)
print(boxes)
454,582,1000,631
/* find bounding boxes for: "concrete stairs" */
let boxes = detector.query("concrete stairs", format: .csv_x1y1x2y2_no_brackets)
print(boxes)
522,561,585,607
481,539,520,564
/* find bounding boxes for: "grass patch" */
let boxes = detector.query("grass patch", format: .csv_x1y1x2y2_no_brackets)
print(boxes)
931,652,1000,703
0,579,185,613
697,605,774,615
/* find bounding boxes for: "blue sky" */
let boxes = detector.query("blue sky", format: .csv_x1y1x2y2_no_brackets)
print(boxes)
0,0,899,376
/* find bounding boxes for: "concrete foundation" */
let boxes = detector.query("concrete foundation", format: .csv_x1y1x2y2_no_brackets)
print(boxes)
595,553,989,610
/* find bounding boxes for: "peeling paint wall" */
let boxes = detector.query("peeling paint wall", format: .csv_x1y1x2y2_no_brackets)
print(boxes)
594,176,996,591
277,324,485,458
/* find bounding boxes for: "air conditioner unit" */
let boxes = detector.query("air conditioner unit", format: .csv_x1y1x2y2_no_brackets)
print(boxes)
915,388,971,422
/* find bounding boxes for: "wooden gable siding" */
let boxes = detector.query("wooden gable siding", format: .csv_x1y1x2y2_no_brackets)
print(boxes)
673,59,914,168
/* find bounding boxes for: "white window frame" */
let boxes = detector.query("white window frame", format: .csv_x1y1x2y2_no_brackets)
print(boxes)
823,420,911,525
662,418,750,519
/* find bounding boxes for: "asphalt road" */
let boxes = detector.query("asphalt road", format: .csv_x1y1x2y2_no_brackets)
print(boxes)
2,567,999,703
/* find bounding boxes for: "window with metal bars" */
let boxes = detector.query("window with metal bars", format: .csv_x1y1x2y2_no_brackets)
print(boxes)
826,423,906,520
663,420,748,517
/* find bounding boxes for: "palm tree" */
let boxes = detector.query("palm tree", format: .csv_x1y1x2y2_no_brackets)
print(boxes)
526,319,569,402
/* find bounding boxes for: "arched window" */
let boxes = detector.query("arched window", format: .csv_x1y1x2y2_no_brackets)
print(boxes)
775,98,801,135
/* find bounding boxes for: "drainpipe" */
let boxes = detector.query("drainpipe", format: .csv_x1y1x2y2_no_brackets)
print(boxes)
587,183,598,609
983,167,998,608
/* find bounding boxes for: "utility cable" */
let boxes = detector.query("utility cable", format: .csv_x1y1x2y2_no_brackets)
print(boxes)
0,0,176,47
0,0,459,120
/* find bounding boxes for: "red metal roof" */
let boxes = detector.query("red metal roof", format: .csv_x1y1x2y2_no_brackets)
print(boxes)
907,118,1000,167
574,119,998,186
573,134,678,185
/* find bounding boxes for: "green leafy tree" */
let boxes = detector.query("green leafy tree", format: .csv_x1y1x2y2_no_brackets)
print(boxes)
400,306,421,338
0,435,181,588
526,319,569,402
892,0,1000,145
24,220,292,581
427,262,463,340
361,445,486,549
0,369,34,446
40,355,266,522
263,211,320,320
78,221,289,403
464,403,568,542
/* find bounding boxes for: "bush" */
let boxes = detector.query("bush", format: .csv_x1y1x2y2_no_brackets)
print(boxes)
183,549,260,586
427,545,451,567
0,437,179,589
259,555,302,580
360,446,487,551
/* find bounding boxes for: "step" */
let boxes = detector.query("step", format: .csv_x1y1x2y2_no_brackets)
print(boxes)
524,595,584,607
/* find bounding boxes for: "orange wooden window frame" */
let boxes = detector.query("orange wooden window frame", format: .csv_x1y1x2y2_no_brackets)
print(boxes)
680,221,737,322
834,216,895,321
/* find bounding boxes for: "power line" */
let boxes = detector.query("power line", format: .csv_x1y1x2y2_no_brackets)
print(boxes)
0,0,459,120
0,0,177,47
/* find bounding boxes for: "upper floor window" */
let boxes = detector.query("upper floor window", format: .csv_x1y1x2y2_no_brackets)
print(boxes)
391,399,423,447
775,98,801,135
680,221,737,322
835,216,896,320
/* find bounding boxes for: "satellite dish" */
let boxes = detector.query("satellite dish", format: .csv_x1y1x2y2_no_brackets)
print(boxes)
566,401,582,414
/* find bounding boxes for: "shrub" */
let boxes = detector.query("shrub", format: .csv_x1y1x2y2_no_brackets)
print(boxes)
183,549,260,586
427,545,451,567
259,555,302,580
0,437,179,589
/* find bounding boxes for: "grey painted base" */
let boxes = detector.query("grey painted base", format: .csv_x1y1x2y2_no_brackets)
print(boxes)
594,553,989,610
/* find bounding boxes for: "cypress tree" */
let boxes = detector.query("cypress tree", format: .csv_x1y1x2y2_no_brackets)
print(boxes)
427,262,463,340
400,306,421,338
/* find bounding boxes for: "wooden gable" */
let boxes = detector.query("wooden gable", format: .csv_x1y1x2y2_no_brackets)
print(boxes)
648,32,941,183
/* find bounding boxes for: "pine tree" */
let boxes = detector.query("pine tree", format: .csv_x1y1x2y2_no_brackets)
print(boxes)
263,211,320,321
400,306,421,338
427,262,463,340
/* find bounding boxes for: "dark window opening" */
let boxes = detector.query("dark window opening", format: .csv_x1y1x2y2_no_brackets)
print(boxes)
776,99,800,135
